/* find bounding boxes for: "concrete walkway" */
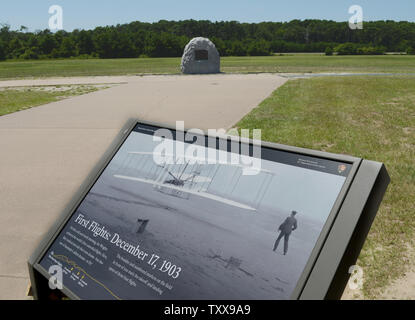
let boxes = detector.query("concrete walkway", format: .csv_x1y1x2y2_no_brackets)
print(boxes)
0,74,287,299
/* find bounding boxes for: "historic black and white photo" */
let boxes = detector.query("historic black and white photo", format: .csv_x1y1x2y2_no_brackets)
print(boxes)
40,128,347,300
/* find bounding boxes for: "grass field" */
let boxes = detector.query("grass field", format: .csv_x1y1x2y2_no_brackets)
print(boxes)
0,85,102,116
1,55,415,79
236,76,415,298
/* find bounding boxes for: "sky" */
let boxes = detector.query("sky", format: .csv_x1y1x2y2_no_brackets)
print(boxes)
0,0,414,32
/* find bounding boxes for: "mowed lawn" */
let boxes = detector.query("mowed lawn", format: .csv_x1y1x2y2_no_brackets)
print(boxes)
0,85,101,116
1,55,415,79
236,76,415,298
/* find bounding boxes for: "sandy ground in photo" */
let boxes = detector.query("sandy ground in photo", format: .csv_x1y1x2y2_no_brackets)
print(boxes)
0,73,287,299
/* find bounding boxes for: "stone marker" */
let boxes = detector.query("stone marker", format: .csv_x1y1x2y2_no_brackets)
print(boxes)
181,37,220,74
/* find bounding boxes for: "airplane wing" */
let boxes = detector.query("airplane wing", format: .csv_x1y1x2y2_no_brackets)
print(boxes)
127,151,273,174
113,174,256,211
158,172,212,183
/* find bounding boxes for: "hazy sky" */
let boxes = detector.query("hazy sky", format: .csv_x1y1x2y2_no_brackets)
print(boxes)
1,0,413,32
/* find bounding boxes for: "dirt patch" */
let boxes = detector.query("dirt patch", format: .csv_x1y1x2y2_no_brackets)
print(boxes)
342,245,415,299
380,246,415,299
0,84,112,93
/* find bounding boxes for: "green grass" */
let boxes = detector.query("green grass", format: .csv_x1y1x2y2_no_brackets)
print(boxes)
236,76,415,298
1,55,415,79
223,55,415,74
0,85,101,116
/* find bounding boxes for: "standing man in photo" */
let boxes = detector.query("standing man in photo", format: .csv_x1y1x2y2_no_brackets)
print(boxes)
273,211,298,255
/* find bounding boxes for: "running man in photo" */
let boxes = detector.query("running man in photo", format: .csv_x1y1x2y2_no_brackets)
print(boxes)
273,211,298,255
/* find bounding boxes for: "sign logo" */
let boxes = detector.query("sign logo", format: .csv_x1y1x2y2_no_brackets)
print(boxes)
338,164,347,174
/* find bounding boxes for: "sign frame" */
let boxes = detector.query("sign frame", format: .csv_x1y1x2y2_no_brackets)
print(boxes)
27,119,390,300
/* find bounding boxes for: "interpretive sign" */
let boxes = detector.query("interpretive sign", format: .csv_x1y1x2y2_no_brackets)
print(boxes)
28,119,389,300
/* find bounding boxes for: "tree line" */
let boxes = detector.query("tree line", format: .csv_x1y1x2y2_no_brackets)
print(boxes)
1,19,415,60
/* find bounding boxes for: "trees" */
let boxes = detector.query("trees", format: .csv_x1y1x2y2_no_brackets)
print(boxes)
356,46,386,55
0,41,5,60
144,32,186,57
335,43,358,55
20,47,39,60
247,40,271,56
0,19,413,59
59,37,77,57
76,30,95,55
334,43,386,55
325,46,333,56
210,37,226,56
94,30,115,58
39,33,58,55
229,40,246,56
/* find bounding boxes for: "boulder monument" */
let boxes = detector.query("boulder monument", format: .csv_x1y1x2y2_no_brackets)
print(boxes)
181,37,220,74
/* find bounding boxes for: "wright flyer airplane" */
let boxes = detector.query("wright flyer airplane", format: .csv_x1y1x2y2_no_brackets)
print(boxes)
112,152,276,212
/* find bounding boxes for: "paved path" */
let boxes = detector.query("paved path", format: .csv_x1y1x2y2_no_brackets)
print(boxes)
0,74,287,299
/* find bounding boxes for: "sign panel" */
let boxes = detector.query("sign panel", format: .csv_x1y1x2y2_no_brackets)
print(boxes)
195,49,209,60
37,122,355,300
